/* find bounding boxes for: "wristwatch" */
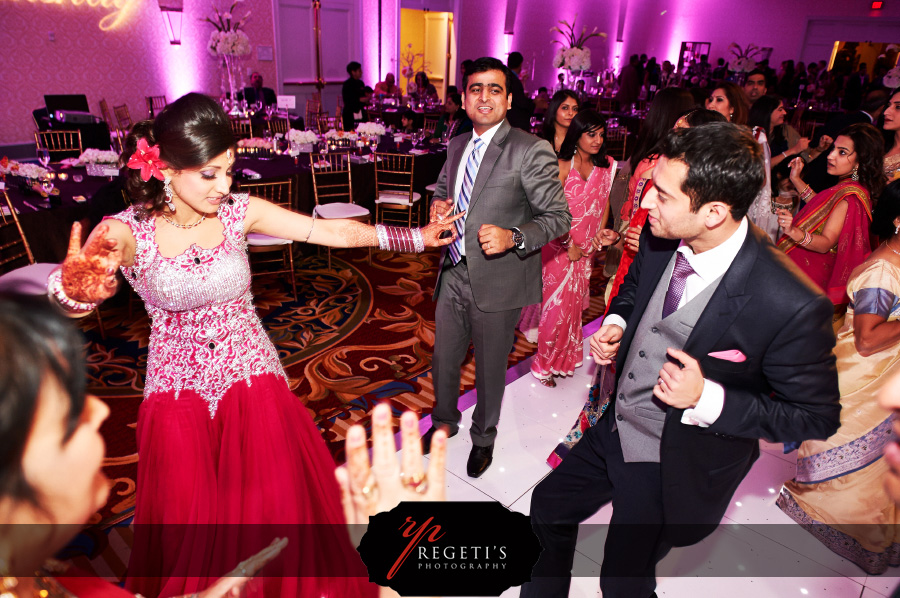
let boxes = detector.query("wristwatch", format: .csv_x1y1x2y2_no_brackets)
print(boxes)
510,227,525,250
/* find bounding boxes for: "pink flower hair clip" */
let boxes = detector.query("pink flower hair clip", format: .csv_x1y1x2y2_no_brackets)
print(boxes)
127,138,168,182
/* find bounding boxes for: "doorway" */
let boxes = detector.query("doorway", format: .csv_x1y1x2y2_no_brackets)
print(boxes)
399,9,455,100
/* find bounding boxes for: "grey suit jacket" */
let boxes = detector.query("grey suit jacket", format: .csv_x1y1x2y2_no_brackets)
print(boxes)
432,119,571,312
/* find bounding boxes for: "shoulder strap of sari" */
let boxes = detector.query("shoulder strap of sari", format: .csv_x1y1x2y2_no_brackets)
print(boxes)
777,182,871,253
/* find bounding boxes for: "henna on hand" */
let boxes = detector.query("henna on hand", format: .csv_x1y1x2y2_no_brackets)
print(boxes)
60,222,122,303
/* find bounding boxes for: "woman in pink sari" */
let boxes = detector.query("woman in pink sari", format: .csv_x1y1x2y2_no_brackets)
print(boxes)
531,110,619,387
777,123,885,306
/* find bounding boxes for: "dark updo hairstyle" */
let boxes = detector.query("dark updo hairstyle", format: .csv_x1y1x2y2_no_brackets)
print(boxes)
629,86,694,172
0,293,87,507
541,90,580,149
122,93,235,217
840,122,886,201
558,109,609,167
871,179,900,239
681,108,728,128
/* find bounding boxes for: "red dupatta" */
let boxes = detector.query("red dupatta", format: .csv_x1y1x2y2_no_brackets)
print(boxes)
777,180,873,304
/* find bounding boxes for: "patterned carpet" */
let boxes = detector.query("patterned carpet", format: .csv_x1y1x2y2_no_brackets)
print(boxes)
68,246,609,579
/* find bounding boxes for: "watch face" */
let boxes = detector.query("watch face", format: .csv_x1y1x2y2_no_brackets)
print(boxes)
513,231,524,246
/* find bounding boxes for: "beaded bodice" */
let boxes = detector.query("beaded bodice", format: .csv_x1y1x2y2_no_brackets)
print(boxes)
110,193,285,417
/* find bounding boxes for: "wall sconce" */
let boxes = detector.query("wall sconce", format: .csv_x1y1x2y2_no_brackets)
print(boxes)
158,0,184,45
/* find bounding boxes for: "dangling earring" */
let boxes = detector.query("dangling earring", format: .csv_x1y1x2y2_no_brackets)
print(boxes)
163,177,175,212
729,111,733,121
895,224,899,235
851,167,859,182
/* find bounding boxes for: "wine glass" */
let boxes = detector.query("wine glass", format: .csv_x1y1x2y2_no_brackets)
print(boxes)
37,148,50,169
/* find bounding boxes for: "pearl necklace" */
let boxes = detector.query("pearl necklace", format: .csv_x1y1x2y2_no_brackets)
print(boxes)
162,213,206,229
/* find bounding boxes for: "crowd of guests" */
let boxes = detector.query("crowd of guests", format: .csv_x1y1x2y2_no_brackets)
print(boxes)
4,47,900,598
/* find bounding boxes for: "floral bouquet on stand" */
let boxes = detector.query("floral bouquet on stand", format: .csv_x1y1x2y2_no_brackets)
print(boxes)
551,15,605,86
727,42,761,83
206,1,252,114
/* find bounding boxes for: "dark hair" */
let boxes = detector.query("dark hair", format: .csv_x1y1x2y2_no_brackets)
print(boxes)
448,93,462,107
507,51,524,70
861,89,889,116
872,179,900,238
682,108,728,127
346,61,361,74
415,71,430,88
461,59,473,74
401,110,416,126
840,122,886,200
747,95,783,136
558,110,609,167
746,68,767,82
122,93,235,217
541,90,580,148
881,88,900,151
538,86,548,94
711,81,750,125
446,85,458,96
659,122,765,220
462,57,511,95
629,87,694,172
0,293,87,507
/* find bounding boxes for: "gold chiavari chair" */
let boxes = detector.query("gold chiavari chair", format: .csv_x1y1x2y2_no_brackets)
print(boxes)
267,117,290,135
238,178,297,300
317,114,342,133
230,118,253,140
365,107,384,123
306,98,323,132
34,130,83,163
99,99,122,153
309,152,371,269
336,95,344,117
113,104,133,135
374,153,422,227
604,127,629,161
0,191,105,336
423,117,439,136
595,97,619,115
146,95,168,118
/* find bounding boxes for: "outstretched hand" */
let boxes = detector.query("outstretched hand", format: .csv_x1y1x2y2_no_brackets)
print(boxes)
421,211,464,247
198,537,289,598
60,222,122,304
336,403,446,526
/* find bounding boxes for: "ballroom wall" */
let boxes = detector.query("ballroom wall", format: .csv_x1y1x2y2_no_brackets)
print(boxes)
1,0,278,146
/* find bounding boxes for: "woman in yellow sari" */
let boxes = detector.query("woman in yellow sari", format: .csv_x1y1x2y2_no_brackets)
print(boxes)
776,123,885,305
777,179,900,574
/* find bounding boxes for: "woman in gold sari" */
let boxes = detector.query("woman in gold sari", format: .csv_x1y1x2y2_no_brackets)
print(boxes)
777,179,900,574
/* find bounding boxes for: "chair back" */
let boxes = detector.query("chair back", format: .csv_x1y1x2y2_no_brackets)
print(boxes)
423,117,438,135
365,107,384,123
34,130,83,162
230,118,253,139
306,99,323,131
336,95,344,115
595,97,619,115
238,178,293,210
374,153,416,204
310,153,353,206
0,191,36,274
317,114,342,133
113,104,132,133
146,95,168,118
604,127,628,161
99,99,113,126
267,117,290,135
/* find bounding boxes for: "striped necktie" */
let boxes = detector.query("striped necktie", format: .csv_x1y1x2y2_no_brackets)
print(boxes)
448,137,484,265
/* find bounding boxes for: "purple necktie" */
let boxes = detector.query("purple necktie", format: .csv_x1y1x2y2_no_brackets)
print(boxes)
662,253,695,319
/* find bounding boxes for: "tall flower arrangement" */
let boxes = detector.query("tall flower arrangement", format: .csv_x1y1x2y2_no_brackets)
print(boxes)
550,15,606,75
728,42,761,74
206,2,252,111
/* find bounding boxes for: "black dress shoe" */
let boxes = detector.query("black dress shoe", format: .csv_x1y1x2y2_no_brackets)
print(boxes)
466,443,494,478
421,426,457,455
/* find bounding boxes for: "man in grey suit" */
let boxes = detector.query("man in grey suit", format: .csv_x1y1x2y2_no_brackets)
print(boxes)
421,57,571,477
521,123,841,597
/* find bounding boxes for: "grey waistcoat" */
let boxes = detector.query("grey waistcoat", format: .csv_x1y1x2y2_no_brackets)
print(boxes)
614,253,723,463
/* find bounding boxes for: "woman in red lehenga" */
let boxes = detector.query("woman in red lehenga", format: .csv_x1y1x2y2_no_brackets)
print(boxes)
777,123,884,307
530,110,619,387
54,93,460,598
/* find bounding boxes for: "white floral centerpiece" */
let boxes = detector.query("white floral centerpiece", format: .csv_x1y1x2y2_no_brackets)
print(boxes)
728,43,762,74
356,122,386,137
551,15,605,80
0,160,49,180
884,66,900,90
206,2,252,113
323,129,358,141
238,138,274,148
288,129,318,153
78,149,119,164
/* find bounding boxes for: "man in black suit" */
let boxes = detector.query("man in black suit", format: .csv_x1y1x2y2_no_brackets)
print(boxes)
521,122,841,598
342,61,367,129
506,51,535,131
242,72,277,107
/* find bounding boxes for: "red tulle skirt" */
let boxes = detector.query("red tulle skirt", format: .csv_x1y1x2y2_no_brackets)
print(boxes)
125,373,377,598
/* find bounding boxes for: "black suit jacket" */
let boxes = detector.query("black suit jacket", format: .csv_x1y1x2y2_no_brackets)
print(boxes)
242,86,277,106
506,72,535,131
607,221,840,546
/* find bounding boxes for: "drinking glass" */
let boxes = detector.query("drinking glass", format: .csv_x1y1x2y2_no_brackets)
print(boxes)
37,148,50,168
40,175,54,196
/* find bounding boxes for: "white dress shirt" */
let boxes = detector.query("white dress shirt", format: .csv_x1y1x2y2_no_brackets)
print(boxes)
452,121,503,256
603,217,749,427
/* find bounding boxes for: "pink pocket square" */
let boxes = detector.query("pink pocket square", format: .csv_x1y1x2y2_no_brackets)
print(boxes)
708,349,747,362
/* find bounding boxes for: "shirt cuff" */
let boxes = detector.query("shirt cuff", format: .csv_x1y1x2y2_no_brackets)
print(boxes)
680,379,724,428
602,314,627,332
